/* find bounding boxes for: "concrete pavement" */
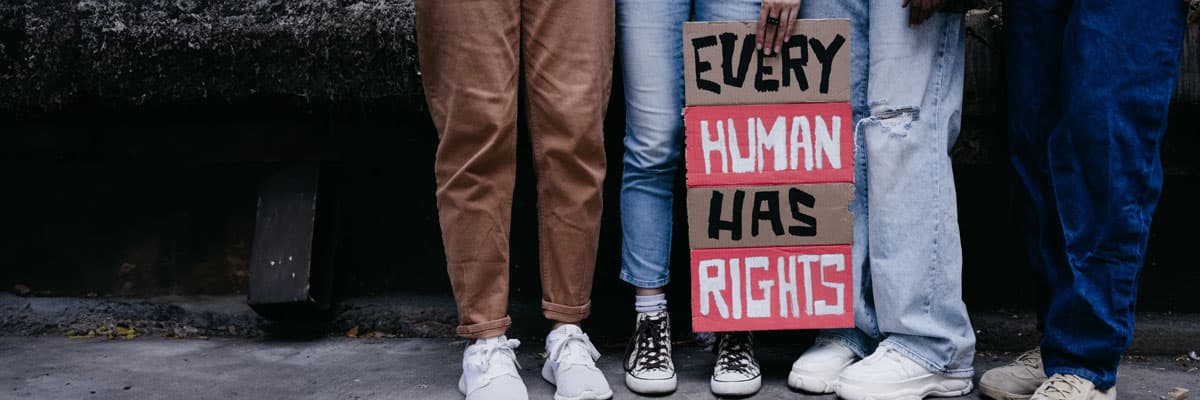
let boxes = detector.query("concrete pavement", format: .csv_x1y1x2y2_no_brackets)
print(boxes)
1,336,1196,400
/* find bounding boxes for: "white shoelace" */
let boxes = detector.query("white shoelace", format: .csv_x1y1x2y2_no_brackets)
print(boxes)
1014,348,1042,369
1039,375,1089,398
548,331,600,367
467,339,522,381
626,314,671,373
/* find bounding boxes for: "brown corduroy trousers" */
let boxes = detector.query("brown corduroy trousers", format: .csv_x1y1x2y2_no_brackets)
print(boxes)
415,0,614,339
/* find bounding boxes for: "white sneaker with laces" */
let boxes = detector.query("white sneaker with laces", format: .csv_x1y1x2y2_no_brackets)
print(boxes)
623,311,676,394
710,332,762,397
1030,374,1115,400
836,344,973,400
458,336,529,400
787,339,860,393
542,324,613,400
980,347,1047,400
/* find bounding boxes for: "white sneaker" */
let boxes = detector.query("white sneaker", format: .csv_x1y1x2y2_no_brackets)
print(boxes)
623,311,676,394
836,344,973,400
710,332,762,397
980,348,1047,400
542,324,613,400
787,339,860,393
458,336,529,400
1030,374,1115,400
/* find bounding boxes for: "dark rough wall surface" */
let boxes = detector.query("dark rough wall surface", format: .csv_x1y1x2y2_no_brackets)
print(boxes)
0,0,420,111
2,1,1197,113
1,3,1198,313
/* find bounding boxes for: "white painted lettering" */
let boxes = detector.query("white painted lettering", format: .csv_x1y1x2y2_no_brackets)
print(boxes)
699,259,730,318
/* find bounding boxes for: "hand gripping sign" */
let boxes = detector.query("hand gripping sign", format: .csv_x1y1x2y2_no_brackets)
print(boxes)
683,19,854,332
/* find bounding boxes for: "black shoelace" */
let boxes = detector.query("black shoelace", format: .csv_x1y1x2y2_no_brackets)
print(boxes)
715,332,759,375
624,313,671,372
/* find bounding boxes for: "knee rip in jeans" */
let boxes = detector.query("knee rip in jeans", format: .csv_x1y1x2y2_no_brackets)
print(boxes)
867,106,919,138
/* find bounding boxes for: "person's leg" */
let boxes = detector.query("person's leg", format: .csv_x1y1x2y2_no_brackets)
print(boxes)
522,0,613,330
799,0,878,358
615,0,690,394
1004,0,1069,339
615,0,690,297
521,1,615,398
977,1,1067,397
860,0,975,377
836,2,974,398
787,0,873,394
417,1,526,398
1038,0,1185,391
416,0,519,343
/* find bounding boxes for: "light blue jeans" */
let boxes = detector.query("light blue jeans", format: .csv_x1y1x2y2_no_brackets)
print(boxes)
818,0,976,378
616,0,763,289
617,0,974,377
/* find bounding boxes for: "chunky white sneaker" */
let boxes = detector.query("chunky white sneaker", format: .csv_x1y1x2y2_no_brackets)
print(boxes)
623,311,676,395
836,344,973,400
710,332,762,397
458,336,529,400
1030,374,1115,400
542,324,613,400
980,348,1047,400
787,339,860,393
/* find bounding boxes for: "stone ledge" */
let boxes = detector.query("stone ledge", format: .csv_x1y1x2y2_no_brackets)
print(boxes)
2,294,1197,355
0,0,421,111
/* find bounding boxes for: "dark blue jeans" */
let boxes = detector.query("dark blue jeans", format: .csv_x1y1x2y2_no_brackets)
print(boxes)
1004,0,1185,390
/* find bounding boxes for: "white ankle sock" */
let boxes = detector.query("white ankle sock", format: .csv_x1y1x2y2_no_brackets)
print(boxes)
635,293,667,313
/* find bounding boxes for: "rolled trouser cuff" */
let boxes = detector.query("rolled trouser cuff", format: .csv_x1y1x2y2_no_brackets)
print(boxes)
456,316,512,339
542,300,591,324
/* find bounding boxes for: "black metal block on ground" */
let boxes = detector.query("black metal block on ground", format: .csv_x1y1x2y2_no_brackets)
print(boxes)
248,162,339,320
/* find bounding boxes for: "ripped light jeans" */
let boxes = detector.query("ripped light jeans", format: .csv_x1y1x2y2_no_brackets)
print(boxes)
817,0,977,378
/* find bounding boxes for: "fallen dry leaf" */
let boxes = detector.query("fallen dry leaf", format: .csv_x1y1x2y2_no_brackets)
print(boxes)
12,284,31,296
114,325,138,340
346,326,360,338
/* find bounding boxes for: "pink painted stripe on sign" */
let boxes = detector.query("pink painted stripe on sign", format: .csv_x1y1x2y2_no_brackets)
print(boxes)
690,245,854,332
684,102,854,187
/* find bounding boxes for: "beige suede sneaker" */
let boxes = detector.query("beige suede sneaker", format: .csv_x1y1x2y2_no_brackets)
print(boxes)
1030,374,1115,400
980,348,1047,400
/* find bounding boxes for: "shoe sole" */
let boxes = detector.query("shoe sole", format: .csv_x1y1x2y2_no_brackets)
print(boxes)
978,382,1033,400
787,370,837,394
551,390,613,400
542,367,613,400
625,373,677,395
710,376,762,397
837,379,973,400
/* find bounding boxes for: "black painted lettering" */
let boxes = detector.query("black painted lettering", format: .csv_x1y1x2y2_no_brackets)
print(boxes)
754,50,780,93
751,191,785,237
810,34,846,94
708,190,745,240
780,35,809,91
719,33,756,88
788,188,817,237
692,36,721,94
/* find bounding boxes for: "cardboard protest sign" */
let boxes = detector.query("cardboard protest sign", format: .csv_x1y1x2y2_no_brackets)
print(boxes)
687,183,853,249
684,19,854,332
683,102,853,187
683,20,851,106
690,245,853,332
